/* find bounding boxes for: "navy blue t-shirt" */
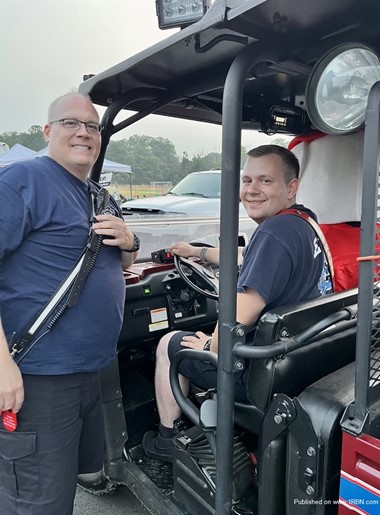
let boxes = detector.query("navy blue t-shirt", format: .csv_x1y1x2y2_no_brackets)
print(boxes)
237,205,327,314
0,156,126,374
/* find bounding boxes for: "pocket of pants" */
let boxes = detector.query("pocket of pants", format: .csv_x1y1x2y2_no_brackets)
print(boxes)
0,430,40,499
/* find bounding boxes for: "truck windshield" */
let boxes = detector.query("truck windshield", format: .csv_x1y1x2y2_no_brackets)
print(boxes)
169,172,221,198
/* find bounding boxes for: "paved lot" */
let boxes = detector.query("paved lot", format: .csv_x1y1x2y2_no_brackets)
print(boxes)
73,485,150,515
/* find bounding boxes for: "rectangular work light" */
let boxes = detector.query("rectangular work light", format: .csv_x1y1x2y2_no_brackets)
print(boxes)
156,0,210,30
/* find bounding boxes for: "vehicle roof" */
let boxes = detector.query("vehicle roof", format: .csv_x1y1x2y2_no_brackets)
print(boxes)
79,0,380,134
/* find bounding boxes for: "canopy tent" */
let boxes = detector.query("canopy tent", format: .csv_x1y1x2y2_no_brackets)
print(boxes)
100,159,132,197
0,144,133,198
1,145,131,173
102,159,131,174
34,147,131,174
0,143,37,167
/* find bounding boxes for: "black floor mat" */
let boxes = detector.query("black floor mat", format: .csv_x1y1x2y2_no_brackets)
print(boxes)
129,444,174,495
128,443,257,515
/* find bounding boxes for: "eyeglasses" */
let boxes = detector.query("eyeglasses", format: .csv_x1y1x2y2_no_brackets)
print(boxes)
49,118,103,134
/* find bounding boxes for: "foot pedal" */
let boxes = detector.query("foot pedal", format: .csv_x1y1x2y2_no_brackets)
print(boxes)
173,426,254,514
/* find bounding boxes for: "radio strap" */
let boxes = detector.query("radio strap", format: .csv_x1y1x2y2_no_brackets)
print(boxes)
10,230,102,358
10,183,110,359
279,208,335,290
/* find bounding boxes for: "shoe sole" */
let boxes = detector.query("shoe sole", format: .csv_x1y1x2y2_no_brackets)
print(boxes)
77,479,118,496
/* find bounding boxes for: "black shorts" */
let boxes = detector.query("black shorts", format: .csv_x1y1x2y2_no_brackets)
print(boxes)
167,331,249,402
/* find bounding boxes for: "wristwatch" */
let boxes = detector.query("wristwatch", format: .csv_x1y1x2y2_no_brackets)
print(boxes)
122,233,140,252
203,338,212,351
199,247,208,261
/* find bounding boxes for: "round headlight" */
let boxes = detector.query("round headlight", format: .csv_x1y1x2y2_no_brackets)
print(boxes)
305,44,380,134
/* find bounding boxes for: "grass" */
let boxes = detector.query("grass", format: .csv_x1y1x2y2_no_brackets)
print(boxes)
118,184,171,199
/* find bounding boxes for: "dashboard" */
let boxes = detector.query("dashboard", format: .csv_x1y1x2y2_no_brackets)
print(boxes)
118,261,219,349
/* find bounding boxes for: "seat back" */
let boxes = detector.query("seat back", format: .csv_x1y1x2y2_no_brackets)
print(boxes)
289,131,364,292
291,131,364,224
320,223,360,292
245,289,358,411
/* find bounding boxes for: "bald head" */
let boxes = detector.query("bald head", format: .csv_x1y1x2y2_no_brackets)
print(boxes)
43,92,101,181
47,91,97,123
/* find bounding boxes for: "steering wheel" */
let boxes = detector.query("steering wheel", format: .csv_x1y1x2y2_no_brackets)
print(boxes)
173,244,219,300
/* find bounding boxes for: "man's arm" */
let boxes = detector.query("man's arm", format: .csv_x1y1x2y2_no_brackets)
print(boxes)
178,287,264,353
170,242,220,264
0,320,24,413
170,241,244,266
121,250,138,269
209,288,265,353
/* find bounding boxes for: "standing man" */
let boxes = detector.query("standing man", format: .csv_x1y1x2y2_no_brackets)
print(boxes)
143,144,331,462
0,92,138,514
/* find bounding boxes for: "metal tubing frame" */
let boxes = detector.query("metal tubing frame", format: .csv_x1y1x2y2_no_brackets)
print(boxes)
341,81,380,435
90,90,181,182
216,42,281,514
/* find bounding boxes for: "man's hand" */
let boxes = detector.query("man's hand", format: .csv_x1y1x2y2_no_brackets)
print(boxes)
0,354,24,413
170,241,198,258
170,241,221,265
180,331,211,350
92,214,135,250
92,214,138,268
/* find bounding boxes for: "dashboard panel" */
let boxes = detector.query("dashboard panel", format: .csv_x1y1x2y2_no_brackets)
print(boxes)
118,262,219,349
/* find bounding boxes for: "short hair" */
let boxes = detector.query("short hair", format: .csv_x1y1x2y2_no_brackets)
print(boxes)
246,144,300,182
47,90,94,122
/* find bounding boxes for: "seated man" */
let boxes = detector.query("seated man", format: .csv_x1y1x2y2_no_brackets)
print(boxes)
143,144,332,462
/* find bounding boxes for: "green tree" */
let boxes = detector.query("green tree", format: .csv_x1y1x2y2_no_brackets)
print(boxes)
240,145,248,167
0,127,249,184
179,151,193,180
189,152,221,173
106,135,181,185
0,126,45,151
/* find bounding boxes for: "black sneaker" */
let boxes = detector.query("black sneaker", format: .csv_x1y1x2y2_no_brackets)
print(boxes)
142,430,173,463
77,473,118,496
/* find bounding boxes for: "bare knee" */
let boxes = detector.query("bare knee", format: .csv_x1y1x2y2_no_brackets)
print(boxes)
156,331,180,364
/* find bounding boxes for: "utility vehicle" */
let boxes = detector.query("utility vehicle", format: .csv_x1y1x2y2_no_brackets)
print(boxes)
78,1,380,513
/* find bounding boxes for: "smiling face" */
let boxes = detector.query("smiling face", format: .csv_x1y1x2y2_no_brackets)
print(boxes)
43,94,101,181
240,153,299,224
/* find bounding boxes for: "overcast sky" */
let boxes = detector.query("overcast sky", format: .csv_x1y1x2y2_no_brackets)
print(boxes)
1,0,279,156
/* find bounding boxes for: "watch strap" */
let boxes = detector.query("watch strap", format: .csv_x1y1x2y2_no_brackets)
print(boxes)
122,233,140,252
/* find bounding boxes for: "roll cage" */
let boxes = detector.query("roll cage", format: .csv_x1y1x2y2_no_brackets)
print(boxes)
79,1,380,513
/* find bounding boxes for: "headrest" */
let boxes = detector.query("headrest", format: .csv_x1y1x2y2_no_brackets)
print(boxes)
289,131,364,223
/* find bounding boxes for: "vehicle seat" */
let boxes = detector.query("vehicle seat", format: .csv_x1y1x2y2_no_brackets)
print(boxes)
319,222,360,291
290,131,364,293
290,130,364,225
234,289,358,433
